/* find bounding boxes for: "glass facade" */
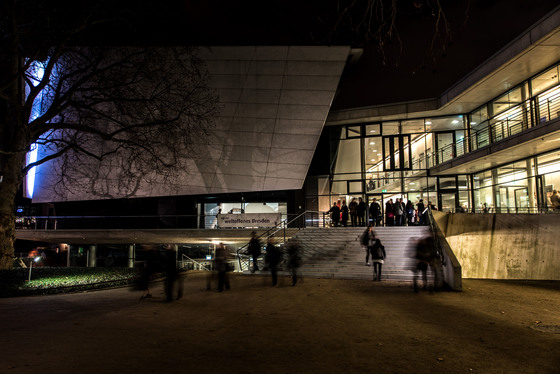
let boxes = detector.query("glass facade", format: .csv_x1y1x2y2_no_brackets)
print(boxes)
307,61,560,221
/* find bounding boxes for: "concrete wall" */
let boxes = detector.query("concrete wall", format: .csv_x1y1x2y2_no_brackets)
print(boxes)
433,211,560,280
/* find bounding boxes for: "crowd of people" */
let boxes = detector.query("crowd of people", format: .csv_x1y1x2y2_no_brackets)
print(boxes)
137,227,443,301
328,197,435,227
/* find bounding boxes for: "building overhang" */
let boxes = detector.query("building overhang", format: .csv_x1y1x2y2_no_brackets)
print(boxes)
326,6,560,125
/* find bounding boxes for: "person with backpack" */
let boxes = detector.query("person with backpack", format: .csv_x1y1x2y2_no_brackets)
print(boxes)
370,238,386,281
247,231,261,273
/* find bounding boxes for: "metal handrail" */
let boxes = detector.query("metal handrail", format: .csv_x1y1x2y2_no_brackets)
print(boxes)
235,210,321,272
180,254,211,271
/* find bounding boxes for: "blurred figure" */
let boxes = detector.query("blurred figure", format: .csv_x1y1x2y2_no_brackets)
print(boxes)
285,239,302,286
361,225,375,266
370,238,386,281
413,236,437,292
163,244,184,302
214,243,231,292
138,246,159,300
265,235,283,286
247,231,262,273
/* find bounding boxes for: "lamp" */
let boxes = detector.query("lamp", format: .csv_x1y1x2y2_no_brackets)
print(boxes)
28,256,41,282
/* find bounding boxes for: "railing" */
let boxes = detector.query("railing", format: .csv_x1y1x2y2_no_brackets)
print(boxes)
426,208,462,291
15,214,202,230
444,206,559,214
14,212,327,231
180,254,211,271
235,210,320,272
434,91,560,168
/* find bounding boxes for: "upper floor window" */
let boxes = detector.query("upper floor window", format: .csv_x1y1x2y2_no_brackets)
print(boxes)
531,64,559,96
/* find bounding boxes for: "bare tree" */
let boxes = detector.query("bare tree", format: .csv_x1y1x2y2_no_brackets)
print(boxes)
314,0,457,65
0,1,220,269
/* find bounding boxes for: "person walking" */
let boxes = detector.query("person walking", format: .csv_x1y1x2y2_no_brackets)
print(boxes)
138,246,158,300
413,236,437,292
357,197,367,226
285,240,302,286
327,202,341,227
369,198,381,227
265,235,283,286
247,231,261,272
370,238,386,281
162,244,184,302
349,198,358,226
361,225,375,266
215,243,231,292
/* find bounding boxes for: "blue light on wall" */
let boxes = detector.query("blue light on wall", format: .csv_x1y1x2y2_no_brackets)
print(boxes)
25,61,47,199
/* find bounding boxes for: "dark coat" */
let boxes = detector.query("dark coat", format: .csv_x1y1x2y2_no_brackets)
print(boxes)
248,238,261,256
369,240,386,260
341,204,349,222
369,202,381,218
328,205,341,222
357,201,367,215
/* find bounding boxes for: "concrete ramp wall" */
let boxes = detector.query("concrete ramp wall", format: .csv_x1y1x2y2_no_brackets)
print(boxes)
433,211,560,280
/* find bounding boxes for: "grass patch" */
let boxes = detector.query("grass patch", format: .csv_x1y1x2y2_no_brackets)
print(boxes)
0,267,140,297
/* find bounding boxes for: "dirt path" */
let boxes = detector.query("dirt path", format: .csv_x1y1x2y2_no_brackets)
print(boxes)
2,273,560,373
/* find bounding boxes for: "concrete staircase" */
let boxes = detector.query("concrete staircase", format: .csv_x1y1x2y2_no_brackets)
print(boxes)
282,226,432,282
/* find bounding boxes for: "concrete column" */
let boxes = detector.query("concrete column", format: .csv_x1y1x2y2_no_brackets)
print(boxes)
88,245,97,268
128,244,135,268
527,158,536,212
491,169,499,212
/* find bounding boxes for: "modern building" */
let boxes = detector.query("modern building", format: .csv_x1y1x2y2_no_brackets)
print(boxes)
311,7,560,217
15,6,560,274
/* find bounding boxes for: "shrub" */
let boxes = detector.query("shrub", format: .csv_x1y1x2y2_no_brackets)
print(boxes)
0,267,139,297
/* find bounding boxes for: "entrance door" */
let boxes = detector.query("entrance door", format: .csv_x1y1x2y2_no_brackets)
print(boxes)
366,194,383,226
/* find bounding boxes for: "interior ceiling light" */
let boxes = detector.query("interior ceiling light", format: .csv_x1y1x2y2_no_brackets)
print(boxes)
426,121,432,125
452,120,459,124
370,142,375,145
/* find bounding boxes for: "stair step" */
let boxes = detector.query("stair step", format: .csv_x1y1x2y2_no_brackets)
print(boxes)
278,226,432,281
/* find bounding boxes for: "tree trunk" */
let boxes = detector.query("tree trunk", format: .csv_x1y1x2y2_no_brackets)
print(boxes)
0,154,24,270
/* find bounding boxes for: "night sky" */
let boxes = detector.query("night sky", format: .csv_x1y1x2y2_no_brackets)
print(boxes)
86,0,560,108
